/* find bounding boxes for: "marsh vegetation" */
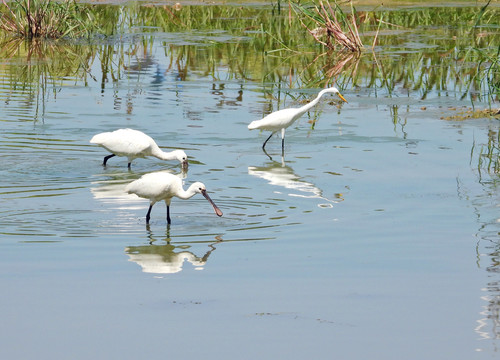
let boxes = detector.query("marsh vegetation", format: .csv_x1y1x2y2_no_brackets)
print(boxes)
1,1,498,171
0,2,499,358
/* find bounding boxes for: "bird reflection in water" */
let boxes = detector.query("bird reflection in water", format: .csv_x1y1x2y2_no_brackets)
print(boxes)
125,227,223,275
248,159,344,207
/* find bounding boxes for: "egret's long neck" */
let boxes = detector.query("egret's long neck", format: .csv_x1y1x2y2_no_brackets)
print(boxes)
151,145,176,161
295,89,329,118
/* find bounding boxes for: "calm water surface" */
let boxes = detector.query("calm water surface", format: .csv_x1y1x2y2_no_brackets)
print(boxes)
0,8,499,359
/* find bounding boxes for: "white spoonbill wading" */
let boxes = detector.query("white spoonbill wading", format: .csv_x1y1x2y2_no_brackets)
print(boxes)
125,172,223,224
90,128,188,169
248,87,348,153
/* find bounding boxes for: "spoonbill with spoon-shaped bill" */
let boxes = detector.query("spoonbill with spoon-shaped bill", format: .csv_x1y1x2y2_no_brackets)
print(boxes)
125,172,223,224
90,128,188,169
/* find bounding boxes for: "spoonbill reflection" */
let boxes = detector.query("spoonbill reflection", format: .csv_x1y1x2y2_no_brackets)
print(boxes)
125,240,220,274
125,172,223,224
248,87,347,154
90,128,188,169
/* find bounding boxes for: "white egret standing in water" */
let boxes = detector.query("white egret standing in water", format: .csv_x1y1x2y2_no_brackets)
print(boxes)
90,128,188,169
125,172,223,224
248,87,347,154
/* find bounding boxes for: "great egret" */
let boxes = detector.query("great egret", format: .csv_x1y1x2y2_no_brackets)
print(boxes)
90,128,188,169
125,172,223,224
248,87,347,154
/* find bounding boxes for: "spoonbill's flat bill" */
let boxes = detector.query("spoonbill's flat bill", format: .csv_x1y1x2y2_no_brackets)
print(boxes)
125,172,223,224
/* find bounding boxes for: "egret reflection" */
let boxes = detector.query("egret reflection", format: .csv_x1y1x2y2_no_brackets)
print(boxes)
125,232,223,274
248,160,343,207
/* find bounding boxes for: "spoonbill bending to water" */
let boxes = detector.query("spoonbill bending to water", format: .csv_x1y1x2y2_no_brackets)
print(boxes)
248,87,347,154
125,172,223,224
90,128,188,169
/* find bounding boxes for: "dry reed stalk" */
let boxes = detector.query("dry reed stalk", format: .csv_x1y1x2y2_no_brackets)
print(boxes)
295,0,363,52
321,0,362,51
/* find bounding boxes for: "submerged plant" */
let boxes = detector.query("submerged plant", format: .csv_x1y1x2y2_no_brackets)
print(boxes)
473,127,500,179
475,45,500,103
0,0,100,39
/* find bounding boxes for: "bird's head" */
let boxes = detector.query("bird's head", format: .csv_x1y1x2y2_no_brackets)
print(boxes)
191,182,207,194
190,182,223,217
324,87,348,103
172,150,189,169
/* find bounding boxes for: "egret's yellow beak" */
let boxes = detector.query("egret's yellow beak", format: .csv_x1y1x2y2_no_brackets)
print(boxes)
338,93,348,103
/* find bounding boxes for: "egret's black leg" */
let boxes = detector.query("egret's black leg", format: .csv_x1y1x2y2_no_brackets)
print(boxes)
146,204,153,224
167,205,171,224
103,154,116,166
281,128,285,156
127,162,132,169
262,132,274,151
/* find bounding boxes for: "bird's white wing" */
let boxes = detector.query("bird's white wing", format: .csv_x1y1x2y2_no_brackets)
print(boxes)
125,172,177,201
92,129,153,156
248,108,300,131
112,129,153,155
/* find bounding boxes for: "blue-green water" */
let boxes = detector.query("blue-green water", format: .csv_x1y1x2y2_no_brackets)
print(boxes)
0,10,499,359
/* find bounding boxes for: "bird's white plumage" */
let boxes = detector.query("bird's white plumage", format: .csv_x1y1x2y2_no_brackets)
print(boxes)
125,172,223,224
90,128,188,167
248,108,303,132
125,172,189,205
248,87,347,152
91,129,153,158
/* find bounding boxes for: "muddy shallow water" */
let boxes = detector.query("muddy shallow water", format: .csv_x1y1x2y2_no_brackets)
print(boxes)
0,3,499,359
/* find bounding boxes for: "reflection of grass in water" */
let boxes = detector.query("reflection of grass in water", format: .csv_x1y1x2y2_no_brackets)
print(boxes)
0,38,92,121
0,3,499,122
472,127,500,178
0,1,123,120
446,107,499,180
0,0,105,39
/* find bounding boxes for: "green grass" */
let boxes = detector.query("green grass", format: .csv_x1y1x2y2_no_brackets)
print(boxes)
0,0,102,39
0,2,498,109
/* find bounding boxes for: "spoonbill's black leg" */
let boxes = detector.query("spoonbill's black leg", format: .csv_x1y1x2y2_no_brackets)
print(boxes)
146,204,153,224
103,154,116,166
262,132,275,152
127,162,132,169
262,147,273,161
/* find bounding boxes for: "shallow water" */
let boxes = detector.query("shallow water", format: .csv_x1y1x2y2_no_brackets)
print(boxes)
1,5,500,360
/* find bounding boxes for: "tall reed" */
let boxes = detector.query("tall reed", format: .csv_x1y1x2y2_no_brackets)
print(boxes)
0,0,101,39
